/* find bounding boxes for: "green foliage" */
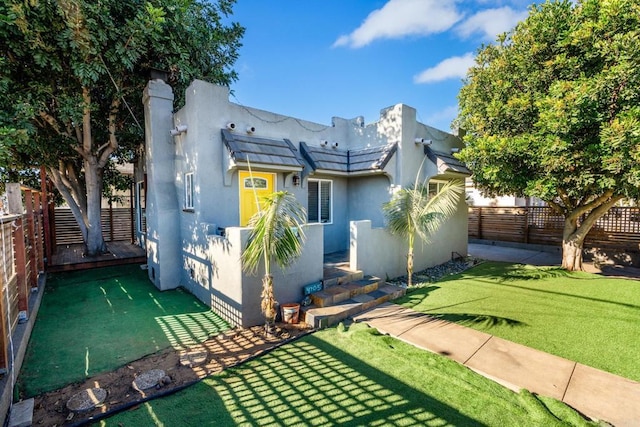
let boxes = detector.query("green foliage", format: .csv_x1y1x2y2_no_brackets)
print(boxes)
0,0,243,248
382,179,464,286
242,191,307,275
458,0,640,204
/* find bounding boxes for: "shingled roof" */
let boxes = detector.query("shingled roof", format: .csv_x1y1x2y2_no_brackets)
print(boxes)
300,141,397,175
222,129,304,170
424,147,471,176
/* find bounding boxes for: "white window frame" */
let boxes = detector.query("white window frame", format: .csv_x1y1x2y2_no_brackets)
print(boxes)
135,180,146,233
185,172,194,210
307,179,333,224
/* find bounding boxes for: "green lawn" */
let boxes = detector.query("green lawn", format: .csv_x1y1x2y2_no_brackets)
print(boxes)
398,261,640,382
18,264,230,397
99,323,594,426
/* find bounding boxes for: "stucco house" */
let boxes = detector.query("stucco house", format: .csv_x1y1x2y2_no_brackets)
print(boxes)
137,78,470,327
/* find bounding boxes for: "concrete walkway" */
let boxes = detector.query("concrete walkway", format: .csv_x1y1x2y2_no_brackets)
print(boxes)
468,242,562,266
353,303,640,427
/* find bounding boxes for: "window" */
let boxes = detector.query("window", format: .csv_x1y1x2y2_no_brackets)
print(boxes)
185,172,194,210
136,180,146,233
428,180,447,198
308,179,332,224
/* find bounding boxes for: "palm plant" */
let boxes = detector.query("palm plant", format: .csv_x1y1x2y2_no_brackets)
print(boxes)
242,191,307,334
382,179,464,287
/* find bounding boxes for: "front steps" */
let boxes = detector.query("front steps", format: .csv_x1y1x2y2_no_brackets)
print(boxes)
301,271,405,328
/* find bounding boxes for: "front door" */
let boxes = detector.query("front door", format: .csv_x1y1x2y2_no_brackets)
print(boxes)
239,171,276,226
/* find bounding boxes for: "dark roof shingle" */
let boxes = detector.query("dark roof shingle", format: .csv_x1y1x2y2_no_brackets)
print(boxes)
300,141,397,174
222,129,304,169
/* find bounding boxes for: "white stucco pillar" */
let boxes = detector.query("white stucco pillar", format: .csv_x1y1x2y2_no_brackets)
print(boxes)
143,80,181,290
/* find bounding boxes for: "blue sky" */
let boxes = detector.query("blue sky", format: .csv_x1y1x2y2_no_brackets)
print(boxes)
228,0,532,133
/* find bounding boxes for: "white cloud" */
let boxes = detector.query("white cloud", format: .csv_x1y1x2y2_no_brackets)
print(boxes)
456,7,527,40
333,0,462,48
425,105,459,131
414,52,475,84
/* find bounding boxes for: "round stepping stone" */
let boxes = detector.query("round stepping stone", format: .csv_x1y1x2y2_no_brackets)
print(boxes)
66,388,107,413
179,348,208,367
132,369,166,391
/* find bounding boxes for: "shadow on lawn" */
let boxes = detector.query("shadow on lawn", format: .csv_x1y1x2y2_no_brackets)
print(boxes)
119,331,488,426
433,261,640,311
400,287,526,329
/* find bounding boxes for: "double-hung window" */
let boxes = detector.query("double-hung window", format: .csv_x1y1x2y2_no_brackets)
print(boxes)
308,179,332,224
185,172,194,210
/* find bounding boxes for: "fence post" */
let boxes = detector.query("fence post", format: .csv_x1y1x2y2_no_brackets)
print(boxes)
41,166,53,263
6,183,22,215
477,207,483,240
524,207,529,244
13,217,28,317
24,190,38,288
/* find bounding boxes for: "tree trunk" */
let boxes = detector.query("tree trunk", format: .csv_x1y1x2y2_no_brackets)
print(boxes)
261,274,276,334
407,250,414,287
561,216,586,271
84,159,107,256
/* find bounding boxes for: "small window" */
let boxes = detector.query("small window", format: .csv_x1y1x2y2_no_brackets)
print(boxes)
244,177,268,189
185,172,194,210
428,180,447,198
308,179,332,224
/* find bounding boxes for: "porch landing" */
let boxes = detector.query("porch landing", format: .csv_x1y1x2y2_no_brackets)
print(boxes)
302,252,406,328
48,241,146,272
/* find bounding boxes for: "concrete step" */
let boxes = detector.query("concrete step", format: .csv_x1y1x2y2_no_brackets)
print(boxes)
311,275,380,308
302,283,406,328
323,269,363,288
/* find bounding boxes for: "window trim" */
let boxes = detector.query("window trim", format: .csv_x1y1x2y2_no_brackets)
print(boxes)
184,172,194,211
307,178,333,225
135,180,146,233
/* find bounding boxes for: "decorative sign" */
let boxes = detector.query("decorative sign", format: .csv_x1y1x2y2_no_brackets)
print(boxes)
303,281,323,296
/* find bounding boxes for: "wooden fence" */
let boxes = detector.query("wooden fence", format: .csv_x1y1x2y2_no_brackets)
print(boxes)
469,206,640,251
53,205,134,246
0,186,46,373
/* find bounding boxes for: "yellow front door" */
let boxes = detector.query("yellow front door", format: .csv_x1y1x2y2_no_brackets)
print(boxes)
239,171,276,226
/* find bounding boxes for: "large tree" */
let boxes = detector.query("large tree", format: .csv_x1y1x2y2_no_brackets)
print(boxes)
0,0,243,255
457,0,640,270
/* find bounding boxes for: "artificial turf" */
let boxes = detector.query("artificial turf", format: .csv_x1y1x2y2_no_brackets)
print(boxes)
17,264,230,397
397,261,640,382
99,323,595,426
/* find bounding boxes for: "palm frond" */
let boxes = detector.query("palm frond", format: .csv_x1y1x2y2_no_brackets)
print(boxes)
242,191,307,275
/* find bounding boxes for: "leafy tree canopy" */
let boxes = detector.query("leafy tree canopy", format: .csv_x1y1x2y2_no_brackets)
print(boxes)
0,0,243,253
457,0,640,270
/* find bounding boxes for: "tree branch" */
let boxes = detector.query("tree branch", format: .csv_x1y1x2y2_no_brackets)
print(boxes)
97,96,121,168
573,195,623,242
567,189,615,221
546,199,565,216
82,87,93,155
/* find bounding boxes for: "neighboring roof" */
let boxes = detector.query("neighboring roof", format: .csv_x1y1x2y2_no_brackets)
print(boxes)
424,147,471,176
300,141,397,174
221,129,304,170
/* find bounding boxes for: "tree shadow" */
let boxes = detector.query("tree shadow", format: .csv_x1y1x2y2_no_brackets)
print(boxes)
430,312,526,328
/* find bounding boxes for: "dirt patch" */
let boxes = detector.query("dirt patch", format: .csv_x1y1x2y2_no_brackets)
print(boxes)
31,323,312,426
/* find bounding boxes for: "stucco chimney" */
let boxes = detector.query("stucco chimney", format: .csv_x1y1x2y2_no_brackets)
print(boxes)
142,80,181,290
